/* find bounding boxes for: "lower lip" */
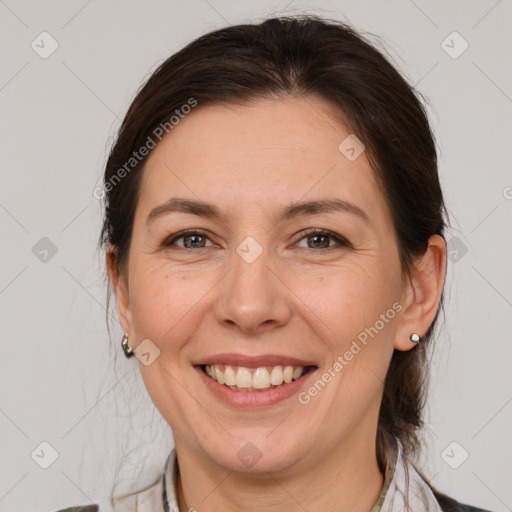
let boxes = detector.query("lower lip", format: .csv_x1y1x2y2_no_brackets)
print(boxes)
195,366,318,408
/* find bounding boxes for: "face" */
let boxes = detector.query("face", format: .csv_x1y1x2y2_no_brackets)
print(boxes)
113,96,420,474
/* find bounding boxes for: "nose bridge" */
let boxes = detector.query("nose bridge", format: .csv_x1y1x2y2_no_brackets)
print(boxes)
233,237,271,296
215,235,291,333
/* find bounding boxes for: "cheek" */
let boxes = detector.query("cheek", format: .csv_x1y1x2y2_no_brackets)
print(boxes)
300,260,400,404
297,258,399,339
129,262,215,347
304,268,398,402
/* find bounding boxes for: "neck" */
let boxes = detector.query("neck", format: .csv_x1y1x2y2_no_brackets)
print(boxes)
174,433,385,512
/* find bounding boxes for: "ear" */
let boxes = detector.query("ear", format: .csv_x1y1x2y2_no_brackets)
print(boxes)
106,245,133,335
394,234,447,351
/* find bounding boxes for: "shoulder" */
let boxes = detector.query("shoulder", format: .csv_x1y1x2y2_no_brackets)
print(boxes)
432,487,494,512
55,471,165,512
391,441,494,512
55,456,169,512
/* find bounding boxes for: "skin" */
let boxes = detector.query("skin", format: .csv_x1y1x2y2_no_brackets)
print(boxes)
107,96,447,512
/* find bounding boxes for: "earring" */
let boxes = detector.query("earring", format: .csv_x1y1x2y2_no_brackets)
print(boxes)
121,333,134,358
410,333,423,344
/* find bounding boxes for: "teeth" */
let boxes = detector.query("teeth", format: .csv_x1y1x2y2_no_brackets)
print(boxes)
270,366,283,385
224,365,236,385
252,368,270,389
292,367,303,380
215,366,225,385
236,367,252,389
204,364,307,391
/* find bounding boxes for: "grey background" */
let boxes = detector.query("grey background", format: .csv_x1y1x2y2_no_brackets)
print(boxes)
0,1,511,511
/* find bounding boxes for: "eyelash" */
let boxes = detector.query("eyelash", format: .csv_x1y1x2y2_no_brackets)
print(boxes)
163,228,351,252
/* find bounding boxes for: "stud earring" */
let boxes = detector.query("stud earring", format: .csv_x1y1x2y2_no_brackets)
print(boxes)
410,333,423,344
121,333,134,357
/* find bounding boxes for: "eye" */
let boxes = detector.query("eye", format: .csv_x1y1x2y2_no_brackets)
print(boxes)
295,229,351,251
163,229,215,249
162,228,351,252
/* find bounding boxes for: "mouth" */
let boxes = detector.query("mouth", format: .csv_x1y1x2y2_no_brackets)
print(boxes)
197,363,318,392
193,353,319,407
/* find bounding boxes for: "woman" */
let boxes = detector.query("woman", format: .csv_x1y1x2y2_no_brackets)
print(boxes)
58,14,493,512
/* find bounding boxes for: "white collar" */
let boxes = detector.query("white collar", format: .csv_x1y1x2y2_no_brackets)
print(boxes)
374,438,443,511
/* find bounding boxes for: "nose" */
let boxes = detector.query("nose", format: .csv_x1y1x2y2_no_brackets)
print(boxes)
214,243,292,335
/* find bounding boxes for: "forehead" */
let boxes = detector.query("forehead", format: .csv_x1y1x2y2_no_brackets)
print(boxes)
137,96,390,229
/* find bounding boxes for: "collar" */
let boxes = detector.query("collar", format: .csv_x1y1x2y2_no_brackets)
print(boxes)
162,448,180,512
162,438,442,512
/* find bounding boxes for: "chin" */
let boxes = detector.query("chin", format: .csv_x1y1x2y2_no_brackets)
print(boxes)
201,430,307,474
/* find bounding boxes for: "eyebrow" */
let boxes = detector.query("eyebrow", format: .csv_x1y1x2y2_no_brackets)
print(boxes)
145,197,370,226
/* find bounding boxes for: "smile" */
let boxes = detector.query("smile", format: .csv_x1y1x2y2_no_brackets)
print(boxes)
202,364,314,392
194,355,319,408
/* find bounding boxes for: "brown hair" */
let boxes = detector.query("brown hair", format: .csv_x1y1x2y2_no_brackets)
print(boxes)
100,13,447,485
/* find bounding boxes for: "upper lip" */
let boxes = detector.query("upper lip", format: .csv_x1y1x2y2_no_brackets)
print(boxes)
194,353,318,368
